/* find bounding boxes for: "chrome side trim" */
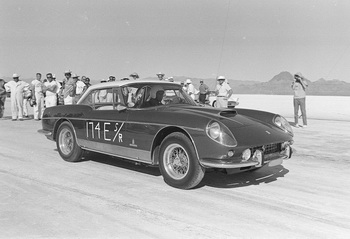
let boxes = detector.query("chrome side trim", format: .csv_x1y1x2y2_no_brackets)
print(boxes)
78,139,152,164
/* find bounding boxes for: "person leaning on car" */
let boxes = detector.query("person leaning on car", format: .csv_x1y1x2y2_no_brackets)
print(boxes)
215,76,232,108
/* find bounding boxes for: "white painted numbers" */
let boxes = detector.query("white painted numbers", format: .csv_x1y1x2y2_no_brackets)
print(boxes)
86,121,124,143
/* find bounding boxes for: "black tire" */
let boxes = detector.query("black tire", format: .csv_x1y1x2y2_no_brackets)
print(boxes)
159,132,205,189
56,121,83,162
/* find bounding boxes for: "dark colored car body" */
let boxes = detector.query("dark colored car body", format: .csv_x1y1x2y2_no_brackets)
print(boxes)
39,80,293,189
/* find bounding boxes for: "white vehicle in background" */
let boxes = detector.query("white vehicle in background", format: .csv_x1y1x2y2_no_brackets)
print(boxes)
207,91,239,108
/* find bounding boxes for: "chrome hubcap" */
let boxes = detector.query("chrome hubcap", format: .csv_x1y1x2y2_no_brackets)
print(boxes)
59,128,73,155
163,143,189,180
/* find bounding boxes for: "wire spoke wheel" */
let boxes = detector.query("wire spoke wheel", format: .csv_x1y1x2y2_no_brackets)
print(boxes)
58,128,74,155
56,122,83,162
164,143,189,180
159,132,205,189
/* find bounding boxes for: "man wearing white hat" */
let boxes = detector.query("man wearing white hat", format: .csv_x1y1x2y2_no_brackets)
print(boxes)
185,79,196,100
215,76,232,108
4,73,30,120
156,72,165,81
63,73,78,105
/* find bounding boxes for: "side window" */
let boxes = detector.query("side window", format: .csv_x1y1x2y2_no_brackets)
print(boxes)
81,88,121,110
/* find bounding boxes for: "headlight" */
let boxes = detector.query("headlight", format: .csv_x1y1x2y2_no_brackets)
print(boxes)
274,116,293,135
206,121,237,147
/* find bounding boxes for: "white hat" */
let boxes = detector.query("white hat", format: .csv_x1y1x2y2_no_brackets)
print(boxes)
217,76,225,80
64,70,72,74
156,72,164,76
186,79,192,84
12,73,19,78
72,74,79,78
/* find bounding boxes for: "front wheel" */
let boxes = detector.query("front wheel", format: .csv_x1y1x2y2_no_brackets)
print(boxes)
159,132,205,189
56,121,83,162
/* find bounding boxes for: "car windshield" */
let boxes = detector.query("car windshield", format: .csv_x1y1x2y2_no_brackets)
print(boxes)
79,82,197,110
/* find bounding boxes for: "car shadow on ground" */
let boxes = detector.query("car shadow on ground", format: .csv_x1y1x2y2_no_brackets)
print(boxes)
199,165,289,189
83,151,161,177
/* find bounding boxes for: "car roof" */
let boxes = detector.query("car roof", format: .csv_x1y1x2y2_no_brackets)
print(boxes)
87,79,180,91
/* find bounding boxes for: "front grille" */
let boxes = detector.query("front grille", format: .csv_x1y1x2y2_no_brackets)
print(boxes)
252,143,280,155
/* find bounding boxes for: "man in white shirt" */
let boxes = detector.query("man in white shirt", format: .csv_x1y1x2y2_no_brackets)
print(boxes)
185,79,196,100
31,73,45,120
215,76,232,108
74,77,87,104
4,73,30,121
44,73,58,108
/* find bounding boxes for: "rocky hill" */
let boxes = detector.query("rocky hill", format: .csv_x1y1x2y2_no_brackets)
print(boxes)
2,71,350,96
169,72,350,96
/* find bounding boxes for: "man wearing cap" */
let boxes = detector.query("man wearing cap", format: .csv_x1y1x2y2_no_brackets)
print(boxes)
198,80,209,104
130,72,139,80
43,73,58,108
291,72,308,127
63,73,78,105
215,76,232,108
31,72,45,120
156,72,165,81
185,79,196,100
4,73,30,120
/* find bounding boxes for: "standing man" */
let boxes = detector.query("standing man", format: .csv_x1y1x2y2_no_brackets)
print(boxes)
63,73,78,105
291,72,308,128
74,76,87,103
156,72,165,80
185,79,196,100
4,73,30,121
43,73,58,108
198,80,209,104
215,76,232,108
31,72,44,120
0,78,7,118
130,72,139,80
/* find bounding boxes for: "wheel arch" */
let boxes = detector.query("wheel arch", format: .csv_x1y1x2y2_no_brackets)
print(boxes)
151,126,199,165
53,118,76,141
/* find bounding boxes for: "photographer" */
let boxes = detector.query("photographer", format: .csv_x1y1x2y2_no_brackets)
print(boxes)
291,72,308,128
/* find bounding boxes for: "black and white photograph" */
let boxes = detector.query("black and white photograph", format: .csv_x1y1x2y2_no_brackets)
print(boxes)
1,0,350,238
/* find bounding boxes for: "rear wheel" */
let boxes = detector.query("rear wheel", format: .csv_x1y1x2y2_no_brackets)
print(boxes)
159,132,205,189
56,121,83,162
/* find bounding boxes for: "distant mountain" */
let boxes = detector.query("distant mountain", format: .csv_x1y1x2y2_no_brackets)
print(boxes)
3,71,350,96
166,71,350,96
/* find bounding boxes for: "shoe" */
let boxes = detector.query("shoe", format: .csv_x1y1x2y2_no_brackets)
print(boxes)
24,115,29,118
35,119,40,121
303,125,307,128
12,119,17,121
294,124,300,128
298,124,303,128
19,118,24,121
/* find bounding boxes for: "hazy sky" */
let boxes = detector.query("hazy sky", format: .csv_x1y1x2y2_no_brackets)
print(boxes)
1,0,350,82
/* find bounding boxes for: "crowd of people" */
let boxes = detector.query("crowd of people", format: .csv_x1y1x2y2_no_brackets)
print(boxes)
0,70,308,126
0,71,92,121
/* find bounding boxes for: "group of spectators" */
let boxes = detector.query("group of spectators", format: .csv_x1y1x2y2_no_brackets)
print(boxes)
0,70,92,121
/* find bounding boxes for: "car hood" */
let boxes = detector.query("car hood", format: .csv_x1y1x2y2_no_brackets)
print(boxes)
164,105,255,127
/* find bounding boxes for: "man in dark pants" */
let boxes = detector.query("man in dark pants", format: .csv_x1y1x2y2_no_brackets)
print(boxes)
198,80,209,104
0,79,7,118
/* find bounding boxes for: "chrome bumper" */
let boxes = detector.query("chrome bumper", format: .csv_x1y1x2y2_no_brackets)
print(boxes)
200,146,292,169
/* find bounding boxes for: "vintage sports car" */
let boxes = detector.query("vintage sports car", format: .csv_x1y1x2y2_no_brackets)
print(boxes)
39,80,293,189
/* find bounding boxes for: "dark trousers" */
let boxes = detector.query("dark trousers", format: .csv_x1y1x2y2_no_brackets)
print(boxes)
199,94,207,104
0,95,6,118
